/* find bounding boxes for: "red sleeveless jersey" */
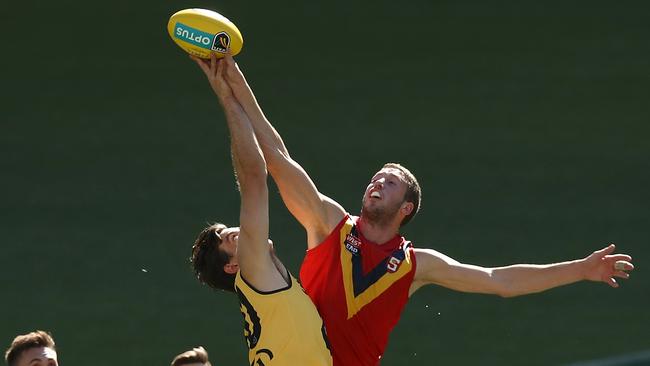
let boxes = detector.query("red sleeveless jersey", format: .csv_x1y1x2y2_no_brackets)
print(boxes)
300,215,417,366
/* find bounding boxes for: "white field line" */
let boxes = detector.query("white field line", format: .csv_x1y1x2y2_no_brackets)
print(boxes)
565,350,650,366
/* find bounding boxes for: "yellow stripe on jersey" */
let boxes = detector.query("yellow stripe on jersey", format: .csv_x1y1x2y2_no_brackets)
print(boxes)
235,270,332,366
339,219,414,319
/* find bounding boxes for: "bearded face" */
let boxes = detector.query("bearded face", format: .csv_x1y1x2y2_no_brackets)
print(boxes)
361,196,403,226
360,168,409,226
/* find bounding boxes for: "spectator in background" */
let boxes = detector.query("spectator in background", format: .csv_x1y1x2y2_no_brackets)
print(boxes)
171,346,211,366
4,330,58,366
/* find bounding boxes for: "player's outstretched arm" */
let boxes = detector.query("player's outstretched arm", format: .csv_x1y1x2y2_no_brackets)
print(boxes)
410,244,634,297
193,54,287,291
220,53,345,248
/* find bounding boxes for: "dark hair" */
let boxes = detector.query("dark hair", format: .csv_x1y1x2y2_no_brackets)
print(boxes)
190,223,236,293
382,163,421,226
171,346,211,366
4,330,56,366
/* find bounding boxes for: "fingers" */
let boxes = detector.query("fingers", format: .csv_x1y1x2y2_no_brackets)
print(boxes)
224,50,235,67
602,259,632,288
605,277,619,288
223,53,235,77
595,243,616,256
222,51,241,82
613,271,630,280
613,260,634,271
190,55,211,76
609,254,633,263
210,53,218,77
192,52,227,80
216,55,226,81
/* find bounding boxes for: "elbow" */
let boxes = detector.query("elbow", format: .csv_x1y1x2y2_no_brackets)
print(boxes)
488,269,523,298
266,150,295,172
495,285,520,298
497,289,518,298
492,278,520,298
267,147,290,161
494,282,537,298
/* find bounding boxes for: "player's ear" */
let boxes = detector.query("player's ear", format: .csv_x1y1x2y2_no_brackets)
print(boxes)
400,202,414,217
223,263,239,274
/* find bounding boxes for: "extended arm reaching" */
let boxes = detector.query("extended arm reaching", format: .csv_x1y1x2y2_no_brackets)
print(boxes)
193,54,287,291
410,244,634,297
217,54,346,248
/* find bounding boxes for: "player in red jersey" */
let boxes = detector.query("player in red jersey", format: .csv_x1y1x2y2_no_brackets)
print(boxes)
213,53,635,366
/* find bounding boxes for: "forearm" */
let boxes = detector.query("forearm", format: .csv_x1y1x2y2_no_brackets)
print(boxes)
234,85,289,156
192,54,267,178
223,58,290,160
220,95,266,179
492,259,587,297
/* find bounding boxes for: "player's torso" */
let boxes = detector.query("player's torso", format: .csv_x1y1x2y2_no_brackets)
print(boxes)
235,271,332,366
300,215,416,366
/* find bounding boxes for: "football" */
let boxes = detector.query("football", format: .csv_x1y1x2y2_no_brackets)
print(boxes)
167,8,243,58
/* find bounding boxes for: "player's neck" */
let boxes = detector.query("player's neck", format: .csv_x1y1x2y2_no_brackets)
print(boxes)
358,216,400,245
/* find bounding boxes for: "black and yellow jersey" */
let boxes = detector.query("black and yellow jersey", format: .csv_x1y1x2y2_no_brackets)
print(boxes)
235,270,332,366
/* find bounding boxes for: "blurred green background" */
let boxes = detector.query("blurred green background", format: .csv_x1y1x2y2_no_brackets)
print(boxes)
2,1,648,365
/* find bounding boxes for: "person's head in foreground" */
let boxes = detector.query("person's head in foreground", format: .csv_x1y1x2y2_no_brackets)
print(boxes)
361,163,421,227
4,330,57,366
171,346,211,366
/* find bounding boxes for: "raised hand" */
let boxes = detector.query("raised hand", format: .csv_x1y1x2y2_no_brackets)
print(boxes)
191,53,233,102
220,52,248,87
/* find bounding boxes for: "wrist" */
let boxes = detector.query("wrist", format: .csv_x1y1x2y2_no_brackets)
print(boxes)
574,258,589,281
217,93,236,105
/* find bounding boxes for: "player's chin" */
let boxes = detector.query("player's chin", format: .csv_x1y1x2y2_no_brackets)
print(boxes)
362,200,384,213
361,198,377,210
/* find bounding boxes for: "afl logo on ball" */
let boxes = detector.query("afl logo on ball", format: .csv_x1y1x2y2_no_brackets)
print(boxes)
212,31,230,52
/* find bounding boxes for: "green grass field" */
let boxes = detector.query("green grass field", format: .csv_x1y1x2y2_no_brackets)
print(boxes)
2,1,648,365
